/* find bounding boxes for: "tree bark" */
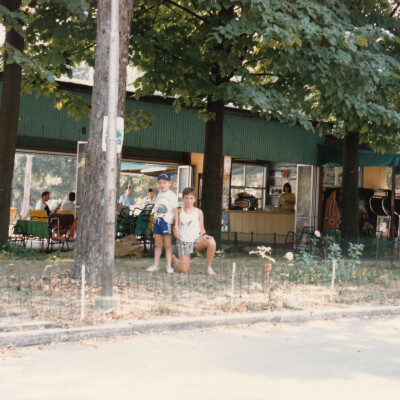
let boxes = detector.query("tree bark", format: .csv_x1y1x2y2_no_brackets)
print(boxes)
390,166,396,238
72,0,133,284
0,0,23,246
341,130,359,239
201,98,224,240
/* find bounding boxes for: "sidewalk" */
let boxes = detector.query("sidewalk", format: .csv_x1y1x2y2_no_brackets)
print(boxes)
1,305,400,348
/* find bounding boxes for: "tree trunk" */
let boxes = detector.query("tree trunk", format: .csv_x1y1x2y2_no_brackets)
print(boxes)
0,0,23,246
72,0,133,284
21,154,33,218
341,130,359,239
201,98,224,240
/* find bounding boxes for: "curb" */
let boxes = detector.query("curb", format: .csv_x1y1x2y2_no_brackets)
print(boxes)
1,305,400,348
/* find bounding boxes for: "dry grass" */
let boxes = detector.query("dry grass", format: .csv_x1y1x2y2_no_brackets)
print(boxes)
1,253,400,328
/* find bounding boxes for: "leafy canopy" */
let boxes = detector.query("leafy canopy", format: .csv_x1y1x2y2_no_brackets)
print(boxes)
130,0,400,150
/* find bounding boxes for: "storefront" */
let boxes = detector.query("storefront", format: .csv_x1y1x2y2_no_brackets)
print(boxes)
18,79,400,240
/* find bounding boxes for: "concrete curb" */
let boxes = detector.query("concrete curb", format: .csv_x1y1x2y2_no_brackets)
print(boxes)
1,305,400,348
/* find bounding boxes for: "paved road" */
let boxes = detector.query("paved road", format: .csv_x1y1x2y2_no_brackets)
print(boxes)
1,316,400,400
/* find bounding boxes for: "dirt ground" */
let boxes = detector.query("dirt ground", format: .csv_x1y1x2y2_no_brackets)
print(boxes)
1,252,400,327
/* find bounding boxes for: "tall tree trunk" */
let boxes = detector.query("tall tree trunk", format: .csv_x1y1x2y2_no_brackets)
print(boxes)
21,154,33,218
0,0,23,246
73,0,133,284
341,130,359,238
202,98,224,240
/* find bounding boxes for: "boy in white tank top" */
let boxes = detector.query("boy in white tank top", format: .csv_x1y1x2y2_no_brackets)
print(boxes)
172,187,216,275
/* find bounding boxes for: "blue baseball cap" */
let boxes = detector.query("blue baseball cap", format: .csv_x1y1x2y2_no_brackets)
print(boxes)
158,172,171,181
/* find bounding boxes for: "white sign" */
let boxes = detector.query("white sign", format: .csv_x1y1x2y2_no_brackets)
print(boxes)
102,116,124,153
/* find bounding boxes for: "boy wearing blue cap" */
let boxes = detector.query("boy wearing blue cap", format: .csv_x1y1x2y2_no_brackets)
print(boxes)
146,172,179,273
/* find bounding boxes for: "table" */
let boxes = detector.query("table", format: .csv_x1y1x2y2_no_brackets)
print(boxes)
13,220,49,239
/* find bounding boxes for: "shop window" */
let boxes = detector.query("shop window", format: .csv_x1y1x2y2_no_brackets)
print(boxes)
230,163,267,210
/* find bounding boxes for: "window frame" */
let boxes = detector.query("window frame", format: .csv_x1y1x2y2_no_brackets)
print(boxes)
230,162,268,210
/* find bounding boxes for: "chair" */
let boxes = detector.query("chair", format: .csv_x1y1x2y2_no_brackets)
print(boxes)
57,210,74,215
134,204,154,251
284,226,315,253
116,212,136,239
47,218,78,252
9,208,23,244
29,209,48,222
9,208,22,224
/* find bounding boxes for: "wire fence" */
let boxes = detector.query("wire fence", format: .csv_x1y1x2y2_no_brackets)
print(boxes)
1,237,400,328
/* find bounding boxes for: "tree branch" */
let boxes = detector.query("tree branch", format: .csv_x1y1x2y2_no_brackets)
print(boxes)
132,4,157,19
281,0,300,17
163,0,209,23
251,72,284,78
390,1,400,17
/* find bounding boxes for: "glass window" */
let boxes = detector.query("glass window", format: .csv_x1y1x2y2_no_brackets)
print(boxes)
246,166,264,187
231,164,245,186
230,163,266,210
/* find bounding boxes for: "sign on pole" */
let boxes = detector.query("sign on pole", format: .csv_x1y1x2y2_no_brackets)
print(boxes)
102,116,124,153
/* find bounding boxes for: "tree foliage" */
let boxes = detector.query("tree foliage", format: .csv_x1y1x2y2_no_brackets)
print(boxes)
130,0,400,237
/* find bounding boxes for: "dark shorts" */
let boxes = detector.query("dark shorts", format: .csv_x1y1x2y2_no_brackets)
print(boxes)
176,236,203,258
152,217,172,236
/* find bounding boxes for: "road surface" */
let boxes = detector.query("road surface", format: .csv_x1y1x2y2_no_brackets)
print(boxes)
1,316,400,400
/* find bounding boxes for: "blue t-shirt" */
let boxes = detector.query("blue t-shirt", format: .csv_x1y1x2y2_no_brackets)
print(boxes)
119,193,135,206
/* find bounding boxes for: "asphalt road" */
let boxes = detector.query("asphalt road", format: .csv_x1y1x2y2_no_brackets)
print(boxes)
1,316,400,400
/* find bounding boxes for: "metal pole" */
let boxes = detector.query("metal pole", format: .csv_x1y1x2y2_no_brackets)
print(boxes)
102,0,119,298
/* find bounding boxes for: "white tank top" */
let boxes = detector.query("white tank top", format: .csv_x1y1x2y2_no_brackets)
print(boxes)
179,207,200,242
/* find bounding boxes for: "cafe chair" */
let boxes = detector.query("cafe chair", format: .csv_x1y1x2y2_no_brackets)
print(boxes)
116,211,136,239
134,204,154,252
9,208,24,244
284,226,315,253
47,218,78,253
29,209,48,222
9,208,22,224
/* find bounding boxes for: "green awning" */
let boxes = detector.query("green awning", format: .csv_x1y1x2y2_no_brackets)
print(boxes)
317,145,400,167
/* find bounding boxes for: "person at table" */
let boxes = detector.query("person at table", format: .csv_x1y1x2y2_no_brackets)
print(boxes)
35,191,55,216
119,185,135,207
144,188,155,206
59,192,76,212
278,183,296,211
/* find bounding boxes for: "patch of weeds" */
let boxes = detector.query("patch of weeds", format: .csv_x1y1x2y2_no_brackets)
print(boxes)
151,304,177,316
0,243,46,260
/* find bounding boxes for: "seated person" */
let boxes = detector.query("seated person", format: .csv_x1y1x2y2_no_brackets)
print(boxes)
119,185,135,207
60,192,76,212
278,183,296,211
35,191,53,216
144,188,155,206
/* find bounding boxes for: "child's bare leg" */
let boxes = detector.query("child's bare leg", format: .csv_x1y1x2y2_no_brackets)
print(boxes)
195,237,216,271
153,234,163,266
173,254,191,273
163,235,173,267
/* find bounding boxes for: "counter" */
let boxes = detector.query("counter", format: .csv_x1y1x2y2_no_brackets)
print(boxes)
228,210,295,242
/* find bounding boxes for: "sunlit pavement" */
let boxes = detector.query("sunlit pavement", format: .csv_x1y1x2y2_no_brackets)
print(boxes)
1,316,400,400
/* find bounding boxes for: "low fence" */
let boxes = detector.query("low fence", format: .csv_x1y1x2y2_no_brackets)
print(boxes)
222,231,400,261
1,249,400,327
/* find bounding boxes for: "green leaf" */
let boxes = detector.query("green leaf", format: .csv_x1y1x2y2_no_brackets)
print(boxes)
356,36,368,47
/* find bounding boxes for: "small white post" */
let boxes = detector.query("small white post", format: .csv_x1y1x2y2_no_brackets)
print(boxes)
230,262,236,309
330,260,336,302
80,264,86,320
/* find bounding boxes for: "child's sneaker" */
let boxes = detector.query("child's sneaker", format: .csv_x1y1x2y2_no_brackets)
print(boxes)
146,265,159,272
166,266,174,274
207,268,216,276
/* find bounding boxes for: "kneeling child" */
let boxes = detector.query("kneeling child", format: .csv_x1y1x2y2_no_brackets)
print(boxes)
172,187,216,275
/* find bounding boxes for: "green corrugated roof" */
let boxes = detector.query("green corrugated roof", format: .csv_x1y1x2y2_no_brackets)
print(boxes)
1,81,323,164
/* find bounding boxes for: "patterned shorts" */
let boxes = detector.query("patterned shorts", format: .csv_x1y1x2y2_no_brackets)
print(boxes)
176,236,203,258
